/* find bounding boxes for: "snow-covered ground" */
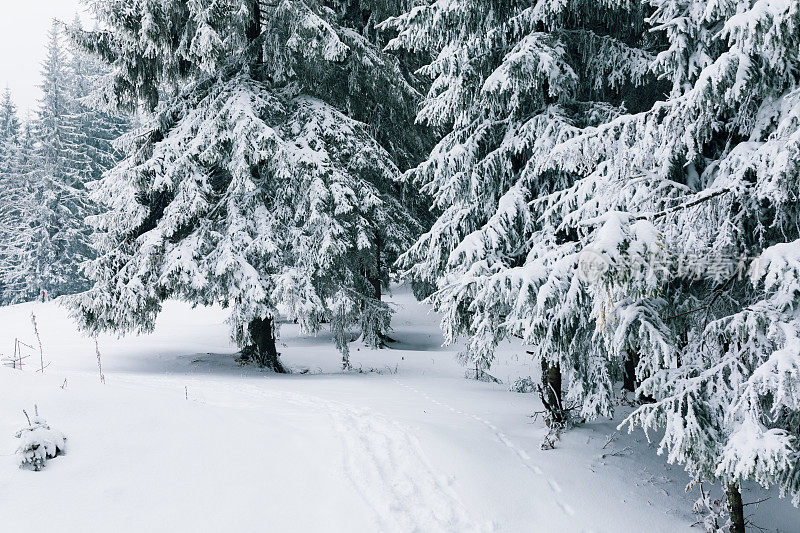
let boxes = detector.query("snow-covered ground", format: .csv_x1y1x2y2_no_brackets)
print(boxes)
0,285,795,532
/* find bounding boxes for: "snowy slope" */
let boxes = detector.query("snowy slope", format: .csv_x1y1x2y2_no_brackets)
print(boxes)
0,285,794,532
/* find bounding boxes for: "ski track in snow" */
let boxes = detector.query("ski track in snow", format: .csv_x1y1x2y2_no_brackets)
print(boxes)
166,379,482,533
393,378,577,519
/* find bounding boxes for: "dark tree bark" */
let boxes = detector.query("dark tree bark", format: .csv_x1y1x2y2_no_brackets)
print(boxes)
369,236,382,302
240,3,283,374
622,349,655,403
623,349,638,393
247,317,286,373
247,0,265,77
365,234,395,345
727,483,745,533
540,358,564,423
247,0,262,49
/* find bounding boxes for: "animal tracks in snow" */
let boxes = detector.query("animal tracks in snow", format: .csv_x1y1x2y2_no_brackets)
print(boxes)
393,378,576,518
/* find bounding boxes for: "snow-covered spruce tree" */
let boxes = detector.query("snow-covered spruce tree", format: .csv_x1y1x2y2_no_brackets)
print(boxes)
384,0,662,415
0,87,19,138
0,86,21,173
0,175,38,304
474,0,800,522
67,0,424,369
65,16,130,185
16,21,98,302
0,169,90,305
15,406,67,471
0,105,36,269
36,21,78,184
0,88,21,299
0,90,51,304
0,22,129,305
603,1,800,522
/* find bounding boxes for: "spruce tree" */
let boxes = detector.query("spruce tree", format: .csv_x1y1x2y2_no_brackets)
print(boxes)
0,86,20,173
67,0,424,369
608,0,800,518
66,16,129,184
22,21,96,301
0,20,129,304
36,21,74,182
0,86,20,142
391,0,800,518
384,0,663,417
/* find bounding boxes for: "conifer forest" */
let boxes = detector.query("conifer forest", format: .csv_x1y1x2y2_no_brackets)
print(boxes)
1,1,799,531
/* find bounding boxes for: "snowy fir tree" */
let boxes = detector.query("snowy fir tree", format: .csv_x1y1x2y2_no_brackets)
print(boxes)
0,86,20,173
66,0,426,370
0,86,19,138
66,16,130,185
1,1,799,527
388,0,800,523
606,1,800,523
0,21,129,305
384,0,662,414
36,21,80,184
0,91,42,303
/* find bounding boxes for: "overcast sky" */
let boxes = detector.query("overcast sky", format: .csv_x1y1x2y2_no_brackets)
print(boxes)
0,0,91,115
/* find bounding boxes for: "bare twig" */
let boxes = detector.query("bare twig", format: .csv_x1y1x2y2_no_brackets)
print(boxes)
95,338,106,384
602,431,618,449
578,188,737,229
601,445,633,458
636,188,734,222
743,497,770,507
30,312,45,373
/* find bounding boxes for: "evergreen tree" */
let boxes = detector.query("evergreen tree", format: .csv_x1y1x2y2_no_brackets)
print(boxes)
0,86,20,141
503,0,800,514
391,0,800,518
0,86,20,173
0,20,129,305
384,0,662,415
606,0,800,519
17,21,96,301
66,16,129,184
67,0,425,369
0,90,35,303
36,21,74,182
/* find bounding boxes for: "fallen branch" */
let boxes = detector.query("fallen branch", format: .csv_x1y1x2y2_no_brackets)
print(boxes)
602,431,618,449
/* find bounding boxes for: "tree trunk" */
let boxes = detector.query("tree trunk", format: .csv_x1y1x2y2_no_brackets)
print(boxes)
366,234,393,345
623,349,655,403
727,483,745,533
540,358,564,423
246,0,264,71
369,238,382,301
623,349,638,393
247,317,286,373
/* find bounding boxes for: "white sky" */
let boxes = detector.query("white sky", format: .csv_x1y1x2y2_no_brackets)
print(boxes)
0,0,91,115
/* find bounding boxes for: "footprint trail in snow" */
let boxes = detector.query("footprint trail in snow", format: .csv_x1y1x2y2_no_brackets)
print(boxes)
394,378,576,518
211,383,484,533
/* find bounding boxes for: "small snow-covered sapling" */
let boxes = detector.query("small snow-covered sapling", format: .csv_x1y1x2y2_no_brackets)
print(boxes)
14,406,66,471
510,376,536,393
